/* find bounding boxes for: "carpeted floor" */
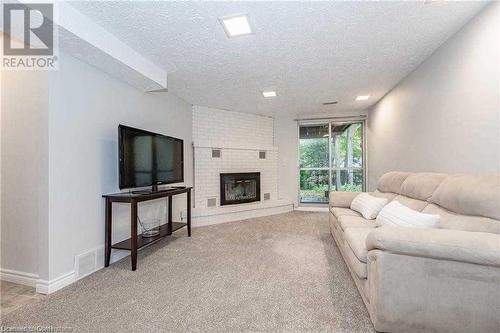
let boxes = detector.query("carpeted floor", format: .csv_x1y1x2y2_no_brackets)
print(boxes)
1,211,374,332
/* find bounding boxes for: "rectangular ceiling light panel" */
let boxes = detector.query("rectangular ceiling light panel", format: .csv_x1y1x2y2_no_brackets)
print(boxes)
355,95,370,101
262,91,277,98
220,15,252,38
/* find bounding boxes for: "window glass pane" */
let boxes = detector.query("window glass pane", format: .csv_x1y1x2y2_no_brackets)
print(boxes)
299,125,329,168
300,170,329,203
331,123,363,168
331,170,363,192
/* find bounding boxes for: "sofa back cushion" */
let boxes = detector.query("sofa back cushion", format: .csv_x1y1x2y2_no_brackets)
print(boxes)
423,204,500,234
430,174,500,221
391,195,428,212
371,190,398,202
400,173,447,201
377,172,411,193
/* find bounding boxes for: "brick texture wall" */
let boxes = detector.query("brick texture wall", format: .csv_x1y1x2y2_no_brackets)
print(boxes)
193,106,278,208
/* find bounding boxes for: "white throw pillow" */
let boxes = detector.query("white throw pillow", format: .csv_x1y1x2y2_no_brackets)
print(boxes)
376,201,440,228
350,193,388,220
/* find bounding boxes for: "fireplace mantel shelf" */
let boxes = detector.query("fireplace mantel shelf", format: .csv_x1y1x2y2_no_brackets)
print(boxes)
193,141,277,152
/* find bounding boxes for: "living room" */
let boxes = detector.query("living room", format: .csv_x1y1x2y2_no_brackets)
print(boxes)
1,1,498,332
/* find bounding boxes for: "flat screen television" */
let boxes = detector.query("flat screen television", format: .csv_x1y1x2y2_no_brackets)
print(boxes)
118,125,184,190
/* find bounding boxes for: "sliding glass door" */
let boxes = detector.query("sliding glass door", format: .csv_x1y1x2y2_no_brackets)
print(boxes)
299,121,365,204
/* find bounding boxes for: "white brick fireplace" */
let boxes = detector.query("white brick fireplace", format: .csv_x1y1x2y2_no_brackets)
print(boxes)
192,106,293,226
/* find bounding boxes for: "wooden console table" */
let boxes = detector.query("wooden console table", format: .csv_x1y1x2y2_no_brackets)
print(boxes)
102,187,192,271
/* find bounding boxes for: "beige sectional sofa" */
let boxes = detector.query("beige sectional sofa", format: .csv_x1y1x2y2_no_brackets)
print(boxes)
329,172,500,333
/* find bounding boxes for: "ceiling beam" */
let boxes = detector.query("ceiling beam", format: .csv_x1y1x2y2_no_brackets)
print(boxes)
5,1,167,92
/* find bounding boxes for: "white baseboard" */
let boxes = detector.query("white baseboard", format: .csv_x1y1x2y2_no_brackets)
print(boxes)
35,271,76,294
32,247,129,294
0,267,77,294
0,268,39,287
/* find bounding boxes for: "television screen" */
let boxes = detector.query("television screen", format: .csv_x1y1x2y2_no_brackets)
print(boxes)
119,125,183,189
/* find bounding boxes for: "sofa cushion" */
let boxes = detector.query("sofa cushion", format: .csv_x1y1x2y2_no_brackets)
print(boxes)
330,207,361,219
339,215,376,231
344,242,367,279
391,195,428,211
344,227,373,263
400,173,447,201
430,174,500,220
377,171,411,194
330,216,344,246
423,204,500,234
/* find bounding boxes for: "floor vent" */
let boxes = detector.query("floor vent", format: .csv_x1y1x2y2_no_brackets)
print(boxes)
75,251,96,279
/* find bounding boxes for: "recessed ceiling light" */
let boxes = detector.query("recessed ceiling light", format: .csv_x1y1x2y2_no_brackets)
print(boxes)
220,15,252,38
262,91,277,98
355,95,370,101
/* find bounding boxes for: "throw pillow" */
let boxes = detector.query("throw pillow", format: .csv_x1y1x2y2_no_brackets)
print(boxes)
376,201,440,228
350,193,388,219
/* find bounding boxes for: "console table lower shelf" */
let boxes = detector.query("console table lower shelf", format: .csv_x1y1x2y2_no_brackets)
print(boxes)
111,222,186,251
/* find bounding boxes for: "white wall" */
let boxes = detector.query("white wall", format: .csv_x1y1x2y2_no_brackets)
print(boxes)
44,53,192,281
274,115,299,207
367,3,500,190
1,37,49,279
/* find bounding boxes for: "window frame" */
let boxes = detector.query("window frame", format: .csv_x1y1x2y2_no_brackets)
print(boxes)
297,118,367,206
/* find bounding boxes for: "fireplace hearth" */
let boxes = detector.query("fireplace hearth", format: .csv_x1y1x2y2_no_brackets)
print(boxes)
220,172,261,205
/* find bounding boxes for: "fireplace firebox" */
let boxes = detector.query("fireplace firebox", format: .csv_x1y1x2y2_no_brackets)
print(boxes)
220,172,261,205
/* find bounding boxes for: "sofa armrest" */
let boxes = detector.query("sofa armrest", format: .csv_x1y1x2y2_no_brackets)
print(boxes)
366,226,500,267
329,191,359,208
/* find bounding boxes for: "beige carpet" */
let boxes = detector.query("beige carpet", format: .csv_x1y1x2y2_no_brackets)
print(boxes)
1,211,374,332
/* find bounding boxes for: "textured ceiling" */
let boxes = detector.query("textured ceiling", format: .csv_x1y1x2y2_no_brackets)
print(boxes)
70,1,487,117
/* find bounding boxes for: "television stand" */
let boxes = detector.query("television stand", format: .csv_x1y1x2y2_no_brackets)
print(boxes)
102,187,192,271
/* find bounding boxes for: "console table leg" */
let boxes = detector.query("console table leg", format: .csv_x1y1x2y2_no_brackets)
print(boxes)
168,196,173,235
104,199,112,267
131,200,138,271
187,189,191,237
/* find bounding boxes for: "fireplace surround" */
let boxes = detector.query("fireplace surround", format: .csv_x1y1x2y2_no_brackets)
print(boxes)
220,172,261,205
